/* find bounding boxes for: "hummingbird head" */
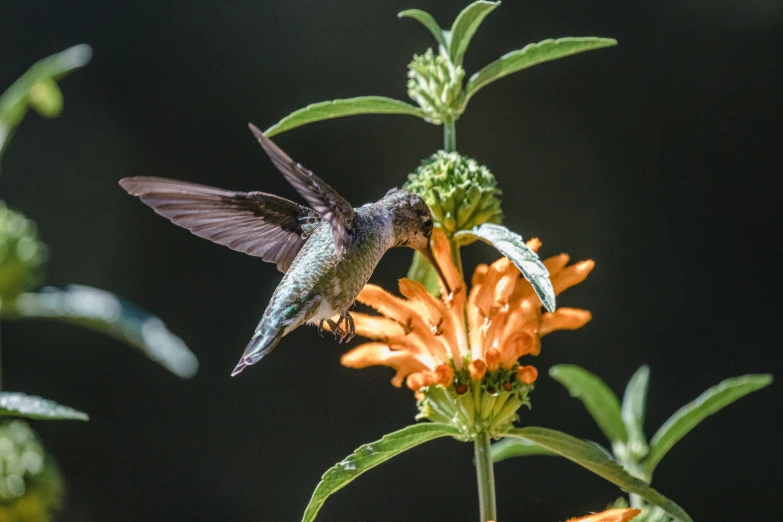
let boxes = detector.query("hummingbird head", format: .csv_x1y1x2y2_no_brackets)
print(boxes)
384,188,451,294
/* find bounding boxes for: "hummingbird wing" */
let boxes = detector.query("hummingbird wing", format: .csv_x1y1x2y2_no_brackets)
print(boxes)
119,177,320,272
248,123,355,253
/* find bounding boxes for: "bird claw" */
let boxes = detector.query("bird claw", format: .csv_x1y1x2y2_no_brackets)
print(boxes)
317,319,325,337
327,312,355,343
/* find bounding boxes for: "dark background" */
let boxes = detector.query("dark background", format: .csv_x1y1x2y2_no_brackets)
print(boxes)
1,1,781,521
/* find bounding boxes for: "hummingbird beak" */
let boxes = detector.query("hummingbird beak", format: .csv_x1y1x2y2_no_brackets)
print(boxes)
418,244,452,296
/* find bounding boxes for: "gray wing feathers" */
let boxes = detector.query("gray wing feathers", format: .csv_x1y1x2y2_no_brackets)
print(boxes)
119,176,319,272
248,123,355,253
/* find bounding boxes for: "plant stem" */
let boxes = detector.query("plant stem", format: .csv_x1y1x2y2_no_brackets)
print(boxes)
443,118,456,152
474,431,497,522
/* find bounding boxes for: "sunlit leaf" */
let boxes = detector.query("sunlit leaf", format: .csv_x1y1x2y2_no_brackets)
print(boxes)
0,44,92,157
463,37,617,107
491,436,555,462
622,365,650,458
645,373,773,475
550,365,627,444
448,1,500,66
455,223,555,312
265,97,425,137
302,423,460,522
0,392,88,421
505,427,693,522
407,250,441,296
398,9,447,49
1,285,199,378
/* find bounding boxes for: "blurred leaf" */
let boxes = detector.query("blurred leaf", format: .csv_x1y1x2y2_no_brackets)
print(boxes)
1,285,198,378
0,44,92,158
265,97,425,137
407,250,441,296
505,427,693,522
398,9,447,49
622,365,650,459
550,365,627,444
455,224,555,312
491,436,555,462
463,37,617,107
448,1,500,66
645,374,773,475
0,392,88,421
302,423,460,522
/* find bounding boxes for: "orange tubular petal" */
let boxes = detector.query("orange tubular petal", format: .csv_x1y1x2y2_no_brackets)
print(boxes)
406,371,436,391
356,284,413,324
430,228,465,295
474,258,511,318
540,307,592,336
485,347,501,371
544,253,571,277
517,365,538,384
499,331,534,368
468,359,487,380
351,313,405,339
567,508,641,522
472,264,489,286
550,259,595,296
398,278,460,363
433,364,455,387
525,237,542,252
429,229,469,364
341,342,430,387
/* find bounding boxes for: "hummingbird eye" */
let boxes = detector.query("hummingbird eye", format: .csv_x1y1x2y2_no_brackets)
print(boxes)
422,218,433,235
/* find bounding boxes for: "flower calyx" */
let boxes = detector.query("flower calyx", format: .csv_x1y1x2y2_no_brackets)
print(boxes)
404,151,503,235
413,359,536,440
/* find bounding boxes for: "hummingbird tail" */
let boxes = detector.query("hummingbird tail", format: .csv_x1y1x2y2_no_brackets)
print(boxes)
231,329,283,377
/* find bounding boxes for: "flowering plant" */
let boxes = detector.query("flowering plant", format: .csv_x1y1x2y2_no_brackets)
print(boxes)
0,45,198,521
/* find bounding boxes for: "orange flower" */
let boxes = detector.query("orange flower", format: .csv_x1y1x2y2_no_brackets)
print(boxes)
567,508,641,522
341,228,593,391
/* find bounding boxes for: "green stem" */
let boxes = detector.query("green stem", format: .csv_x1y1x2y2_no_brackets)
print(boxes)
443,118,456,152
474,431,497,522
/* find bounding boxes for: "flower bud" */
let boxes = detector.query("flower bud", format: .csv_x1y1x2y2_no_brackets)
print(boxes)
468,360,487,381
484,347,501,371
433,364,454,387
0,204,47,300
407,48,464,125
517,365,538,385
404,151,503,235
0,420,62,521
406,372,435,391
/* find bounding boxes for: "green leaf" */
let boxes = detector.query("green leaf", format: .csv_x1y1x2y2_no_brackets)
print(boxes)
491,436,555,462
1,285,199,378
407,250,441,296
398,9,447,49
448,1,500,66
645,373,773,475
622,365,650,458
463,37,617,106
265,97,425,137
505,427,693,522
455,223,555,312
0,44,92,158
550,365,627,444
302,423,460,522
0,392,88,421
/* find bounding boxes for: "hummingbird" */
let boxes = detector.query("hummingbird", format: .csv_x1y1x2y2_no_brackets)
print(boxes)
120,124,449,376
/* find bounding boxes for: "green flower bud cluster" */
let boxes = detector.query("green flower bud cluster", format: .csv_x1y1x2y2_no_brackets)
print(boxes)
404,151,503,234
0,420,62,522
416,364,533,440
0,204,47,300
407,49,465,125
